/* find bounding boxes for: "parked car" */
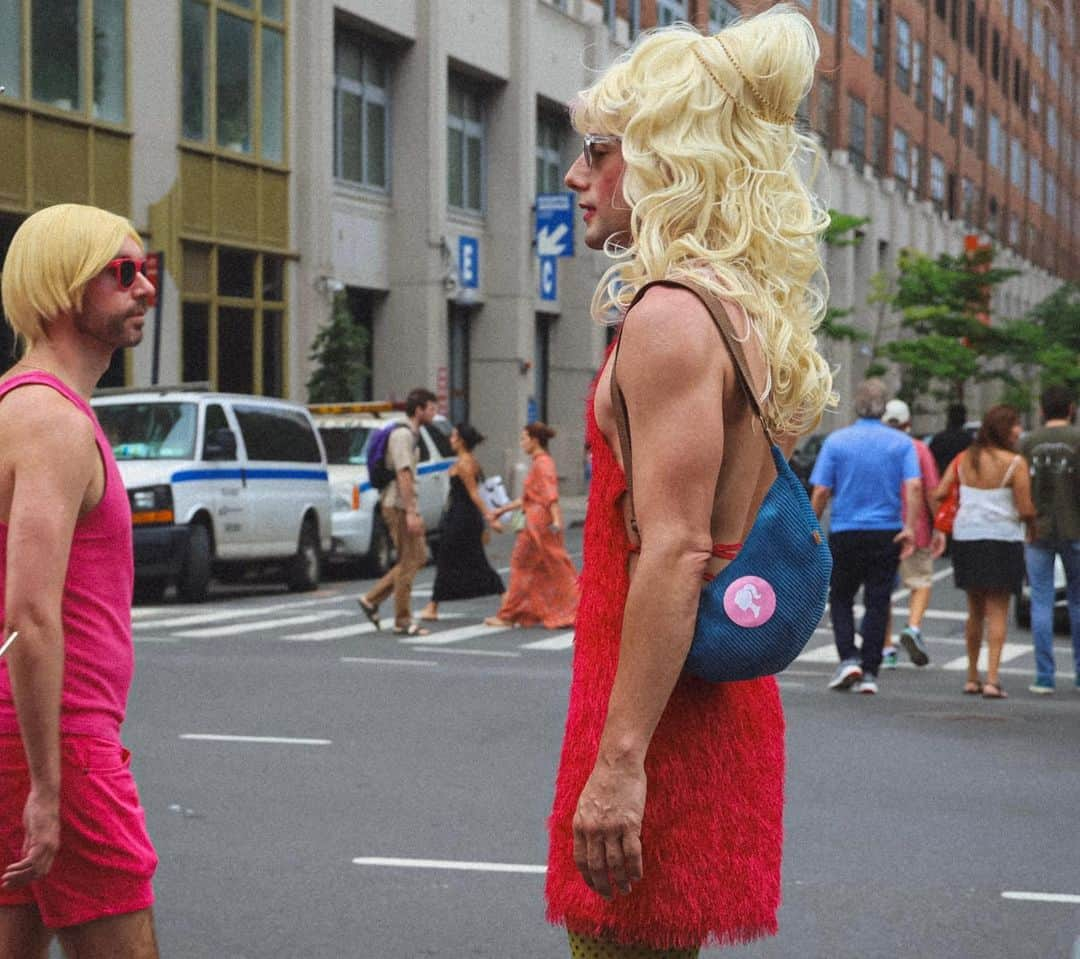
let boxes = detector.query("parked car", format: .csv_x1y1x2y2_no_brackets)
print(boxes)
92,389,332,602
309,402,454,574
1014,554,1070,633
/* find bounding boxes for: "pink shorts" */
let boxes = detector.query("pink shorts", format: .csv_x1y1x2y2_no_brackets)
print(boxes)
0,735,157,928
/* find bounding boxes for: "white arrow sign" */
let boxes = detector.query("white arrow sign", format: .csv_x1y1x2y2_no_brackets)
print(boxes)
537,223,570,257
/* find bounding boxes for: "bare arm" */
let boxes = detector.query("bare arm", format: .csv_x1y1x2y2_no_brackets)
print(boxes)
2,393,98,888
811,485,831,520
395,467,423,535
573,289,722,900
458,457,496,523
1010,456,1037,529
893,478,921,560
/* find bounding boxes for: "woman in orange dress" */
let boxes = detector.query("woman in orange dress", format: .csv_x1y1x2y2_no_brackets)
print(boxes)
485,423,579,629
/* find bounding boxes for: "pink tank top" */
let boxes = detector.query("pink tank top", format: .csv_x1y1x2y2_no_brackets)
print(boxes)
0,372,134,741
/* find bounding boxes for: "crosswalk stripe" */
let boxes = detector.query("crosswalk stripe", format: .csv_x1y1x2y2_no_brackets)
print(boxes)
398,622,505,646
134,596,339,630
284,622,378,641
941,642,1030,672
796,644,840,663
520,632,575,651
173,611,350,638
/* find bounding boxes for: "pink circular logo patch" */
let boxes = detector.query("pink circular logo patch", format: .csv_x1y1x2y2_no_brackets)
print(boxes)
723,576,777,628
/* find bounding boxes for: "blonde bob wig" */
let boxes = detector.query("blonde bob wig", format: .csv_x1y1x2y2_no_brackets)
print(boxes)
572,3,836,435
2,203,142,349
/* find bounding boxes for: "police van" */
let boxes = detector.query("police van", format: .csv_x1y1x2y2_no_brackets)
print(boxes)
91,387,332,602
309,402,454,574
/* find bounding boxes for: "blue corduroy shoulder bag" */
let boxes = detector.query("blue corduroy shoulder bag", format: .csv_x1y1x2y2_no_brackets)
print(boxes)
610,280,832,683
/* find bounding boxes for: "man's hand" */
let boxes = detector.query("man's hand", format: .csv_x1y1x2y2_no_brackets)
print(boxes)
930,529,947,559
572,759,646,900
894,526,916,561
405,510,424,537
1,788,60,889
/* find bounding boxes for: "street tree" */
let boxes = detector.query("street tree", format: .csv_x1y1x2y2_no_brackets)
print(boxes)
307,290,370,403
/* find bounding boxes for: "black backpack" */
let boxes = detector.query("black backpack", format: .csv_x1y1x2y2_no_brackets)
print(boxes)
367,422,412,491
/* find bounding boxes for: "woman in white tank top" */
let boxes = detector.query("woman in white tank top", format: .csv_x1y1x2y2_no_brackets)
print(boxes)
932,406,1036,699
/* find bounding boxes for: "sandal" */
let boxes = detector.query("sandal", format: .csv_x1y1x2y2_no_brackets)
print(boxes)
982,681,1008,699
962,680,983,695
393,622,430,637
357,597,381,630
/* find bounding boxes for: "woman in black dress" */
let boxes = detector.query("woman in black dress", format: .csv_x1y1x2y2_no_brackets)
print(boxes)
419,424,505,621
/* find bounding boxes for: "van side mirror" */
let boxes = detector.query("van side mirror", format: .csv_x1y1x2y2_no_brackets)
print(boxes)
204,428,237,461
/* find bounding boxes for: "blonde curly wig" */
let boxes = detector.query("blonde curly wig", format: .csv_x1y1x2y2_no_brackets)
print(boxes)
572,3,836,435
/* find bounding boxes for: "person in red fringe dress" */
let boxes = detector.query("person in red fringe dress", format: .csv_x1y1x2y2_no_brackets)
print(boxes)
545,7,837,956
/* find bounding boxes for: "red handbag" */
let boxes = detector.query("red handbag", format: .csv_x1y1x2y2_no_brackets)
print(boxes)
933,454,963,534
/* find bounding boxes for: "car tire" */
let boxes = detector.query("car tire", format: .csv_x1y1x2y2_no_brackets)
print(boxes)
364,515,396,577
134,577,168,603
287,518,321,592
177,524,212,603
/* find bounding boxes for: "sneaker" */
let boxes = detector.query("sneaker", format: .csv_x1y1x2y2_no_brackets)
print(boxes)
857,675,878,694
828,659,863,691
1028,681,1055,695
899,626,930,667
881,647,898,670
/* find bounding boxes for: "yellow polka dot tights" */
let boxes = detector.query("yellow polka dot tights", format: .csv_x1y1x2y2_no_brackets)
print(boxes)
567,931,700,958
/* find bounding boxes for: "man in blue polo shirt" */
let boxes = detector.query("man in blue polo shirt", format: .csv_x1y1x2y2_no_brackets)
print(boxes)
810,379,921,694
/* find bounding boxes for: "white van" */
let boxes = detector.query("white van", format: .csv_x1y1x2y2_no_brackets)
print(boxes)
91,388,332,602
309,402,454,573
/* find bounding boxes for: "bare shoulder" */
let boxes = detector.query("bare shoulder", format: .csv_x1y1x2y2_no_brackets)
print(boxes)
0,384,95,452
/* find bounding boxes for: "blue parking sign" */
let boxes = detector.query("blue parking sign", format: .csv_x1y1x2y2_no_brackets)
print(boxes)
458,236,479,289
535,193,575,258
539,255,557,301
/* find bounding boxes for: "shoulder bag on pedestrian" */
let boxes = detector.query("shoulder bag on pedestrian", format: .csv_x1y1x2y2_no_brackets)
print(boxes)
610,279,832,683
933,453,963,535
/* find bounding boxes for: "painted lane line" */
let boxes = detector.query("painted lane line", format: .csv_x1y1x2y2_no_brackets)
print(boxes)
941,642,1030,672
133,595,339,629
1002,891,1080,905
352,857,546,874
340,657,438,666
411,646,520,658
180,734,331,745
283,622,378,641
173,611,351,638
520,632,574,651
399,622,512,646
133,636,180,644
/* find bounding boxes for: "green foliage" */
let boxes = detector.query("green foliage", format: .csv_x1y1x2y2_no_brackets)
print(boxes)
306,291,370,403
876,247,1022,402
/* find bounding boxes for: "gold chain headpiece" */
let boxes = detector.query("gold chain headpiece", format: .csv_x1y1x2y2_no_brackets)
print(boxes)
694,37,797,126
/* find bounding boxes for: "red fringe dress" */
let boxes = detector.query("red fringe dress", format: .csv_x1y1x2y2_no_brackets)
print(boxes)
545,370,787,951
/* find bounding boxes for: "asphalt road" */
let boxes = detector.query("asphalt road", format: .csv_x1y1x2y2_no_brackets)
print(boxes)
49,526,1080,958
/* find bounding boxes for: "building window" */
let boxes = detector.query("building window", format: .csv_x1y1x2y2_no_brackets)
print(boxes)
1046,173,1057,218
962,87,976,148
820,0,837,32
536,114,565,195
872,114,887,176
1029,81,1040,132
181,244,288,395
965,0,976,51
448,77,486,214
333,34,390,190
893,126,910,183
1010,136,1025,190
910,143,922,194
848,95,867,171
9,0,127,122
849,0,868,53
1012,0,1027,38
709,0,740,30
1048,41,1060,83
1031,8,1044,60
1029,157,1042,207
977,16,986,69
895,17,911,93
872,0,887,74
947,73,957,134
988,112,1003,169
935,0,946,19
961,176,977,223
1047,105,1058,151
181,0,286,161
932,56,947,122
913,41,925,108
991,29,1000,81
815,77,835,150
987,195,1000,236
930,154,946,206
657,0,688,25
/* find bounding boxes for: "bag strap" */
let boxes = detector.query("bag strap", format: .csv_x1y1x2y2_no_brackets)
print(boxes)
609,278,773,541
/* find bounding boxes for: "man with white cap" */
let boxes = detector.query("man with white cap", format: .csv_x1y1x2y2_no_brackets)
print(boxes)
881,398,940,668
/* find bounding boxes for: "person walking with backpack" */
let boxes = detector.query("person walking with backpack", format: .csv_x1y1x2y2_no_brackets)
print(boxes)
1019,385,1080,694
357,388,438,637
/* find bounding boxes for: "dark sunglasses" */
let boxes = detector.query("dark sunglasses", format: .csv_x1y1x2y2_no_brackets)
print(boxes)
105,256,150,290
582,134,622,169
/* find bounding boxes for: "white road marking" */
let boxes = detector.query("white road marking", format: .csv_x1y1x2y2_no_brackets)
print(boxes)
133,636,180,644
352,856,546,874
942,642,1030,672
134,596,337,629
520,632,574,651
284,622,378,641
1002,891,1080,905
180,734,331,745
796,644,841,664
173,611,351,638
340,657,438,666
412,646,520,658
398,622,509,646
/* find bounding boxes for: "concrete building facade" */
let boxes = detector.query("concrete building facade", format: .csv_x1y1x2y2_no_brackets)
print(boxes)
0,0,1075,489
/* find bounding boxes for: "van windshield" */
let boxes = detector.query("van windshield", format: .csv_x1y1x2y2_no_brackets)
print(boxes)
318,426,372,466
96,403,198,460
